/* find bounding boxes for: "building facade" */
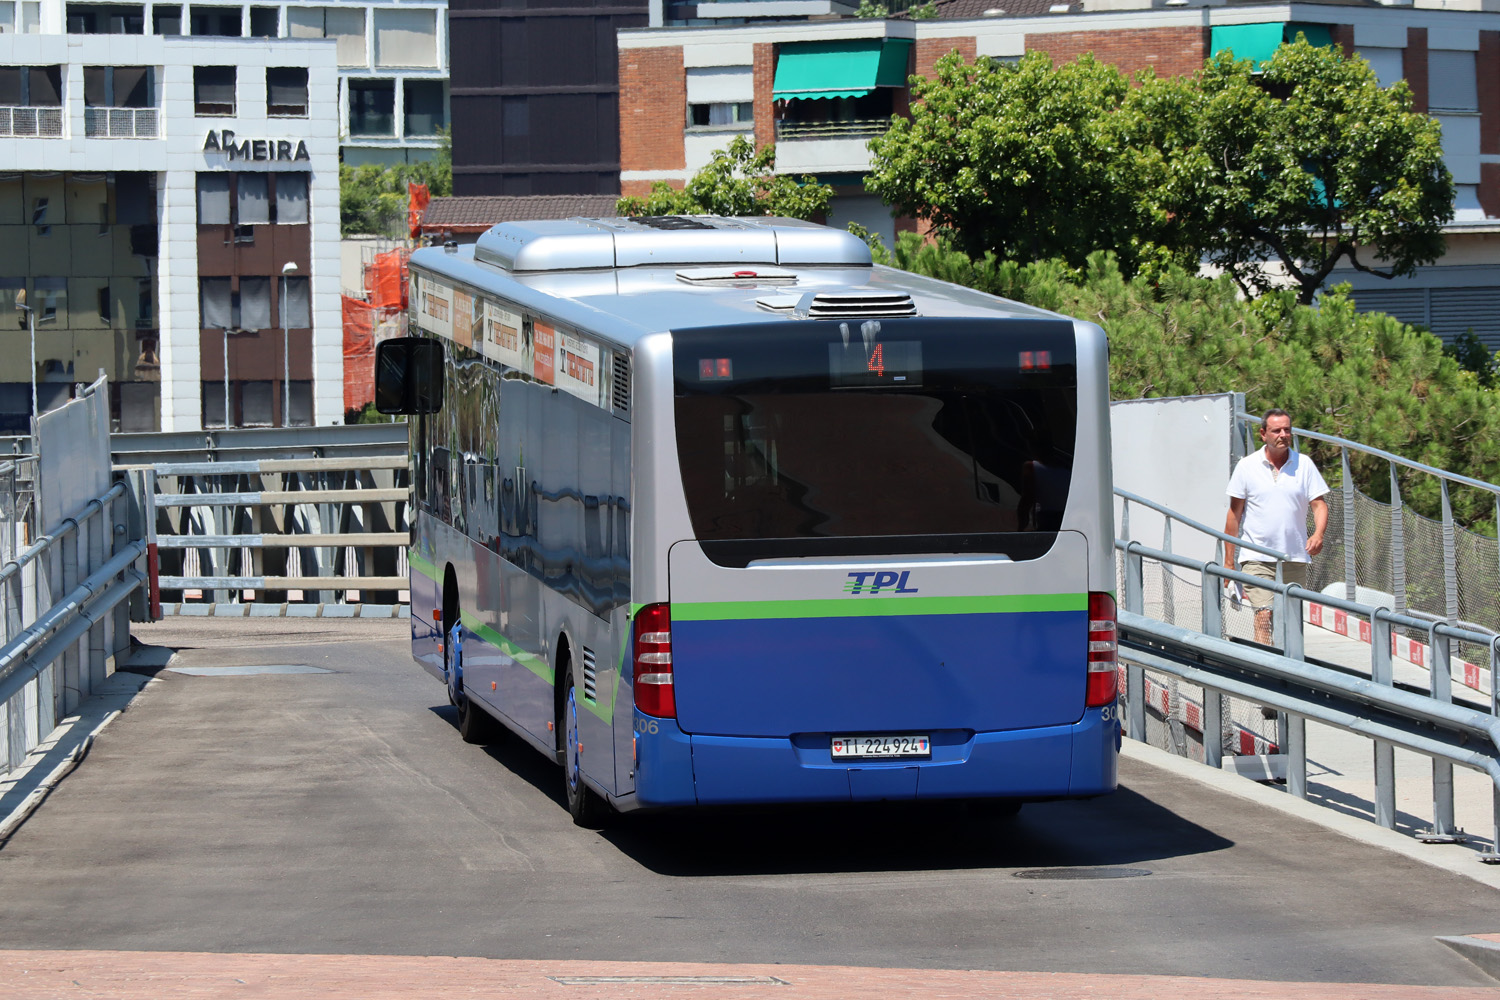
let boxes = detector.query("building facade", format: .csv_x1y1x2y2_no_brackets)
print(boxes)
620,4,1500,349
2,0,449,166
0,33,342,431
448,0,648,197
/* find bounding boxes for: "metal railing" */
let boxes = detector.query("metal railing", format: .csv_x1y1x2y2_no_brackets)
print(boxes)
1116,507,1500,863
0,106,64,137
83,107,159,138
139,427,411,608
1237,408,1500,631
0,482,146,773
775,118,890,140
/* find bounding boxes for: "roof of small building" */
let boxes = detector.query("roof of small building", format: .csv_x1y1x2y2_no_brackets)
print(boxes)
420,195,620,232
897,0,1080,18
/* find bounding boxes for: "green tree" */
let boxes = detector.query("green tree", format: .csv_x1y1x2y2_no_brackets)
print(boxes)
340,127,453,237
1157,41,1453,304
615,135,832,220
866,51,1174,275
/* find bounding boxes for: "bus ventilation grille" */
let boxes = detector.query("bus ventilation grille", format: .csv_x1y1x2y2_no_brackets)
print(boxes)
612,354,630,417
582,647,597,702
793,291,918,319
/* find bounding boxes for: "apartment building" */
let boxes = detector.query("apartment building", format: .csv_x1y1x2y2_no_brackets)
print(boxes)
0,32,341,431
3,0,449,165
620,3,1500,347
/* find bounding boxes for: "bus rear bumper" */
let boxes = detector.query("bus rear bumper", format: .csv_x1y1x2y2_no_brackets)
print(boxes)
631,706,1120,808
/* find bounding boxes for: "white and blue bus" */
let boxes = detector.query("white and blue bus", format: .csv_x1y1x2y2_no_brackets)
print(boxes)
376,216,1119,825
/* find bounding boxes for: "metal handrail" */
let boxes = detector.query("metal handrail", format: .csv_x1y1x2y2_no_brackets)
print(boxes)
1240,411,1500,498
1116,487,1291,562
1117,528,1500,862
0,482,126,586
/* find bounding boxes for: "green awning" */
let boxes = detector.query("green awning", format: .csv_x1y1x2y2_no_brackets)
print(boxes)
772,39,913,102
1210,22,1332,70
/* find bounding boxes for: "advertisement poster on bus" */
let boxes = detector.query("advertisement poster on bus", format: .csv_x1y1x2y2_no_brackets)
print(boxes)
532,320,557,385
556,328,601,405
413,273,453,340
485,301,525,371
452,289,476,349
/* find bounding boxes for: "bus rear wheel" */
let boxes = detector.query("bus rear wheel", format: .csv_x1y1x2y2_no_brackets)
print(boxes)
562,670,609,828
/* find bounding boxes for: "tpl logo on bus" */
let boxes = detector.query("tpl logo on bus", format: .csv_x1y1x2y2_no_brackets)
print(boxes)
843,571,919,595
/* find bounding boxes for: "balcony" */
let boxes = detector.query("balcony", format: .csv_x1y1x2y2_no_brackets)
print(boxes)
0,107,64,137
85,107,160,138
775,118,889,141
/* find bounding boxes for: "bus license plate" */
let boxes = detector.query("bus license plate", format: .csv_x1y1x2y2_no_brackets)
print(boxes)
831,734,931,759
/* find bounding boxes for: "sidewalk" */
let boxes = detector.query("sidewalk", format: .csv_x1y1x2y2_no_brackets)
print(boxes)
0,953,1495,1000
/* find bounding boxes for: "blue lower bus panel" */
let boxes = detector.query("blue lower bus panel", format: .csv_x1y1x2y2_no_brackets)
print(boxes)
630,706,1119,807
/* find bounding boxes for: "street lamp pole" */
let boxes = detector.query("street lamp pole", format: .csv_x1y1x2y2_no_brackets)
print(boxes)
281,261,297,427
15,289,35,443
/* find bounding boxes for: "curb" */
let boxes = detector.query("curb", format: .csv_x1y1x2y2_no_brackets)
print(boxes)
160,603,410,618
1437,935,1500,982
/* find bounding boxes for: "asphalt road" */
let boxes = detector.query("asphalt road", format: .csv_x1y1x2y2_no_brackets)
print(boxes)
0,617,1493,987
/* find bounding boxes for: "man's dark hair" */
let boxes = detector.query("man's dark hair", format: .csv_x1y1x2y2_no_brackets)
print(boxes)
1263,407,1290,424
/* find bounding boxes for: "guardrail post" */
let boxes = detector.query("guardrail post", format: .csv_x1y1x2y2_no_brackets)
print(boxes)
1421,627,1461,843
57,525,79,715
1391,464,1406,617
1341,448,1355,604
1200,561,1224,769
1124,543,1145,741
1440,481,1458,622
1371,610,1396,829
1286,714,1307,799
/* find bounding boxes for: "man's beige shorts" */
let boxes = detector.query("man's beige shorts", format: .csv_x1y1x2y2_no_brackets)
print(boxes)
1240,560,1308,611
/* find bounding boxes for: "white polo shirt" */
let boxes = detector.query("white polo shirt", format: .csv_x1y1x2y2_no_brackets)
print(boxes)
1226,447,1329,565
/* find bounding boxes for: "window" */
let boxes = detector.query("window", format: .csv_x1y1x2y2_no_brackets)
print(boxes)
267,67,308,117
274,173,308,224
137,276,153,327
288,7,365,67
19,1,37,32
194,66,235,116
373,8,437,68
189,5,241,36
151,4,179,34
84,65,152,107
688,102,752,128
202,382,226,427
66,3,144,34
281,275,310,328
404,79,446,137
200,276,233,328
34,277,66,324
685,66,753,130
1356,48,1403,90
2,65,63,106
288,381,312,426
1429,50,1478,113
239,277,270,330
348,79,394,136
98,283,112,324
248,5,277,37
242,381,274,425
196,173,230,224
32,195,48,235
237,173,269,224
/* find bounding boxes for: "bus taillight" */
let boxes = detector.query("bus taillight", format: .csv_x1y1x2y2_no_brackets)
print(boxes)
1085,592,1118,707
634,602,675,718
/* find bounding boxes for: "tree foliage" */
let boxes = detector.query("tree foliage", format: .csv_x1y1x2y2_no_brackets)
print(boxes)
867,44,1454,303
615,136,832,220
340,128,453,237
867,52,1172,275
875,233,1500,526
1160,41,1453,303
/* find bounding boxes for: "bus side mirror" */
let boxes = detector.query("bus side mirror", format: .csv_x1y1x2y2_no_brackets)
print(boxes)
375,337,444,415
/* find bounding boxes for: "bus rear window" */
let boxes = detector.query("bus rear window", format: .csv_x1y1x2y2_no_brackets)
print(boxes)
673,319,1079,565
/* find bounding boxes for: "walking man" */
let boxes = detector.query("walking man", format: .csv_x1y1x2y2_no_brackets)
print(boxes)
1224,409,1329,645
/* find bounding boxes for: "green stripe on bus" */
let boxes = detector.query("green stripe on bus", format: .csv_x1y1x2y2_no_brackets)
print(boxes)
671,593,1086,622
461,610,554,685
409,549,439,582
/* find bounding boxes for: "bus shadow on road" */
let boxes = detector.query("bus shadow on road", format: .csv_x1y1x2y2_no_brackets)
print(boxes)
599,786,1232,878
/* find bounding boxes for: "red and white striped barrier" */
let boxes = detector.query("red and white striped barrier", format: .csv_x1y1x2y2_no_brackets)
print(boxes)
1305,602,1493,696
1119,665,1279,755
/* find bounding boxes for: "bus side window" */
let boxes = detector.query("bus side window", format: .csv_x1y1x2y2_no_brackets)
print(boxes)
375,337,444,415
